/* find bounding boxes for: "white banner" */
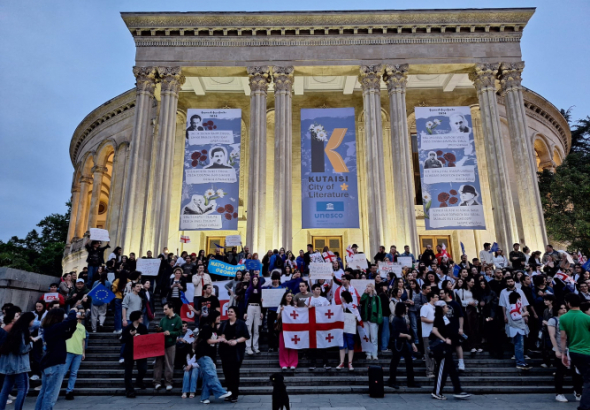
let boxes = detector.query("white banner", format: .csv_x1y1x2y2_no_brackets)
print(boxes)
350,279,375,292
378,261,394,278
225,235,242,247
397,256,413,268
43,292,59,303
310,252,324,264
420,132,470,150
309,262,333,280
188,130,234,145
136,258,161,277
262,288,286,308
89,228,110,242
347,254,368,270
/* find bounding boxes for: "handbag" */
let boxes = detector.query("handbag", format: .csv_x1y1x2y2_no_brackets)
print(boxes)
429,338,448,356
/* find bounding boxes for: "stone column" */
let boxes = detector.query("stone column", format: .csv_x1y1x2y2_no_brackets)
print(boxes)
272,66,294,251
469,64,519,252
66,186,80,245
87,166,108,230
383,64,419,254
119,67,157,254
151,67,185,253
498,62,548,250
359,65,387,256
75,175,92,238
105,142,129,247
246,66,271,254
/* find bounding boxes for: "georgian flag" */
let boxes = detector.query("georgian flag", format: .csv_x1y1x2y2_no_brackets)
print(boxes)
555,270,575,284
357,323,373,352
441,243,450,260
282,306,344,350
180,235,191,244
346,245,354,258
323,251,337,263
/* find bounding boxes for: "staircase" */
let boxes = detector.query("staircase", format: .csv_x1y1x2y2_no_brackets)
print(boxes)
33,298,572,397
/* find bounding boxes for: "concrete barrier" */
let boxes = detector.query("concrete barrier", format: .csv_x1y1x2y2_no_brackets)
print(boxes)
0,267,57,311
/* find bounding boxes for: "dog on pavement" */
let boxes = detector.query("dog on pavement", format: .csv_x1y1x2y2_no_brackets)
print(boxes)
270,373,290,410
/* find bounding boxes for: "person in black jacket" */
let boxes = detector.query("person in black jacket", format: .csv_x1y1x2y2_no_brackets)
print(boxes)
420,245,436,266
166,268,187,315
122,310,148,398
218,306,250,403
388,302,420,389
85,240,110,286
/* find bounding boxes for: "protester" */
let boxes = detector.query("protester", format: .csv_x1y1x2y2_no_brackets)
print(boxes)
84,240,110,286
153,303,183,390
112,271,129,334
420,290,438,378
181,339,199,399
219,306,249,403
277,291,298,370
388,302,420,389
506,291,531,370
90,273,111,332
63,305,86,400
244,276,263,355
121,310,148,398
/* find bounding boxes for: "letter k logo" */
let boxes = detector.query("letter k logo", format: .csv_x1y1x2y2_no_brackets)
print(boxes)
324,128,349,173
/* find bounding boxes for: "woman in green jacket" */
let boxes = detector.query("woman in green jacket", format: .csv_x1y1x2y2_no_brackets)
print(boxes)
360,283,382,360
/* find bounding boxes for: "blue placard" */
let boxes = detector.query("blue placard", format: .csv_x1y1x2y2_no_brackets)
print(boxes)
244,259,262,271
207,260,245,277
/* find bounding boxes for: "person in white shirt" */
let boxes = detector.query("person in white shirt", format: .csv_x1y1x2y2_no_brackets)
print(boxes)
498,276,529,322
493,249,509,269
332,261,344,281
420,291,438,378
307,284,331,370
479,243,495,267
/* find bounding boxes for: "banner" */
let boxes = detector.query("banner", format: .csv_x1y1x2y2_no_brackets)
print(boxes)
180,109,241,231
415,107,486,230
136,258,160,277
301,108,359,229
282,305,344,349
133,333,165,360
207,260,245,277
347,254,368,270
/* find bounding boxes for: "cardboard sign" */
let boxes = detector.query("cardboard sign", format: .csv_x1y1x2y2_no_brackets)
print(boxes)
310,252,324,264
348,254,368,270
378,261,394,278
245,259,262,271
43,293,59,303
133,333,165,360
350,279,375,292
309,262,333,280
344,312,357,334
136,258,161,277
391,263,403,278
89,228,110,242
398,256,413,268
262,288,286,308
225,235,242,247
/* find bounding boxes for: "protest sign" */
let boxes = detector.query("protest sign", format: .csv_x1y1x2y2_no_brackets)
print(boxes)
398,257,413,268
133,333,165,360
309,262,333,280
225,235,242,247
344,312,357,334
245,259,262,271
310,252,324,263
208,260,245,277
348,254,368,270
43,293,59,303
378,261,393,278
350,279,375,292
136,258,161,276
391,263,403,278
262,288,286,308
89,228,110,242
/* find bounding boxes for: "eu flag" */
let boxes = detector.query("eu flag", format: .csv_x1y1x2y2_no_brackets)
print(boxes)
583,259,590,272
87,283,115,304
180,291,190,305
490,242,499,253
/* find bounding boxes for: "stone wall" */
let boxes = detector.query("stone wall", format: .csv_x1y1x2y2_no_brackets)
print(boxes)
0,268,56,312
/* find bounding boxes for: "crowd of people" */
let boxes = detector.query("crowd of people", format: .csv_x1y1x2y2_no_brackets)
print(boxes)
1,239,590,408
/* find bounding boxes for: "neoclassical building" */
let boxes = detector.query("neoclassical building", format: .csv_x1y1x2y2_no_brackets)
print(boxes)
63,8,570,273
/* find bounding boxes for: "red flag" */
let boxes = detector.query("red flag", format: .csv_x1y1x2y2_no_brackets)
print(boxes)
180,303,196,322
133,333,165,360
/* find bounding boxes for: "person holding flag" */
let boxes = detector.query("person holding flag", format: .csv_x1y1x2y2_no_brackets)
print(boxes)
88,273,114,333
121,310,148,398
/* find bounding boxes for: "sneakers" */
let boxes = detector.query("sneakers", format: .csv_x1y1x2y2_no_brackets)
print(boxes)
219,392,232,399
426,373,435,378
166,385,173,391
309,365,316,371
30,375,40,381
555,394,568,403
154,384,162,390
282,367,287,370
540,363,548,368
246,350,254,356
348,364,354,371
113,329,122,334
65,391,74,400
477,349,483,353
516,364,531,370
431,393,447,400
457,362,466,371
201,399,210,404
454,392,472,399
254,350,261,354
119,358,125,364
575,393,582,401
290,366,296,370
336,363,344,370
470,348,477,353
511,355,529,359
324,363,331,370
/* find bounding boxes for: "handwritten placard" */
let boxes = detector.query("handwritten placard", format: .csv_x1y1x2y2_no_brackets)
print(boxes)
344,312,357,334
391,263,403,278
208,260,245,277
262,288,286,308
43,293,59,303
378,261,394,278
350,279,375,292
136,258,161,277
89,228,110,242
348,254,368,270
309,262,333,280
398,257,413,268
225,235,242,247
310,252,324,264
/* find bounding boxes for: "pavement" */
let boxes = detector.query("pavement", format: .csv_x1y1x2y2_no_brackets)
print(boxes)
24,393,581,410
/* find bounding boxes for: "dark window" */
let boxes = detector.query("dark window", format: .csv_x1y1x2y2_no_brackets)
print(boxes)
411,134,423,205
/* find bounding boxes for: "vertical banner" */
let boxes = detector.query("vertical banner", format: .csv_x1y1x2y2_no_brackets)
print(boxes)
180,109,241,230
301,108,359,229
415,106,486,230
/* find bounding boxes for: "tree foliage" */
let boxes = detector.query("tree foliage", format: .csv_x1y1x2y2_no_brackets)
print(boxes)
0,202,70,277
541,109,590,255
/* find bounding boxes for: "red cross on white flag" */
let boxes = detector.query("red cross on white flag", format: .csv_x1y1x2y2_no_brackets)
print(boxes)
323,251,337,263
356,323,373,352
180,235,191,244
282,305,344,350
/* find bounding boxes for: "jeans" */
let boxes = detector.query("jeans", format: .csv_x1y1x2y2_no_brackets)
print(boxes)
0,372,28,410
197,356,228,401
570,351,590,410
182,366,200,393
64,353,83,393
512,333,526,366
34,363,66,410
380,320,390,351
87,266,99,287
408,311,420,344
114,298,123,331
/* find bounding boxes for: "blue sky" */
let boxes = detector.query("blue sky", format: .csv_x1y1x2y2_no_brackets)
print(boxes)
0,0,588,241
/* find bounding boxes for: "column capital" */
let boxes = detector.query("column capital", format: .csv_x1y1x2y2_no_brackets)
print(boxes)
383,64,409,94
271,66,294,92
498,61,525,94
91,166,109,175
469,63,501,92
157,66,186,95
133,66,157,94
79,175,93,185
247,66,271,93
359,65,384,91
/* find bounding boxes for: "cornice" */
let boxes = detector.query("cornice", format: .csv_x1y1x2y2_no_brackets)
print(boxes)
70,89,136,165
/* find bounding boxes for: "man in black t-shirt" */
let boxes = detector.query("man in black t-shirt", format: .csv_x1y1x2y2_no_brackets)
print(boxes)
197,284,220,324
443,289,466,371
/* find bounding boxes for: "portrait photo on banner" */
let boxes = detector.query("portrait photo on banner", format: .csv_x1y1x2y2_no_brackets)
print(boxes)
180,109,241,231
415,106,486,231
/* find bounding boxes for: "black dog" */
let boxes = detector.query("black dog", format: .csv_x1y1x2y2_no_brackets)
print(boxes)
270,373,290,410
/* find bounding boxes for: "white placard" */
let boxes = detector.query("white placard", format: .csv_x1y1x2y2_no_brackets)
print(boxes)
348,254,368,270
429,206,486,229
310,252,324,264
136,258,161,277
89,228,110,242
309,262,333,280
378,261,393,278
262,288,286,308
423,166,476,184
225,235,242,247
107,272,115,283
344,312,357,334
391,263,403,278
43,292,59,302
350,279,375,292
398,257,413,268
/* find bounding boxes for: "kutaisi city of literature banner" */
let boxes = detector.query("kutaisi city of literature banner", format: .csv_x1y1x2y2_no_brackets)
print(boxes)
301,108,359,229
180,109,241,230
415,106,486,230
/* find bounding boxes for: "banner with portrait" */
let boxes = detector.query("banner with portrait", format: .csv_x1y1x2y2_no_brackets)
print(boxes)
180,109,241,230
300,108,359,229
415,106,486,230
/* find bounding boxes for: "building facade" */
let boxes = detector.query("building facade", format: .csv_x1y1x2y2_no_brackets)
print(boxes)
63,8,570,273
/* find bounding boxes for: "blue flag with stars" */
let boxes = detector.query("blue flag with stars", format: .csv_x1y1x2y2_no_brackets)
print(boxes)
87,283,115,304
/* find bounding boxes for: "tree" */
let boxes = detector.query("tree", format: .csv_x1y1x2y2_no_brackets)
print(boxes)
0,201,70,277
